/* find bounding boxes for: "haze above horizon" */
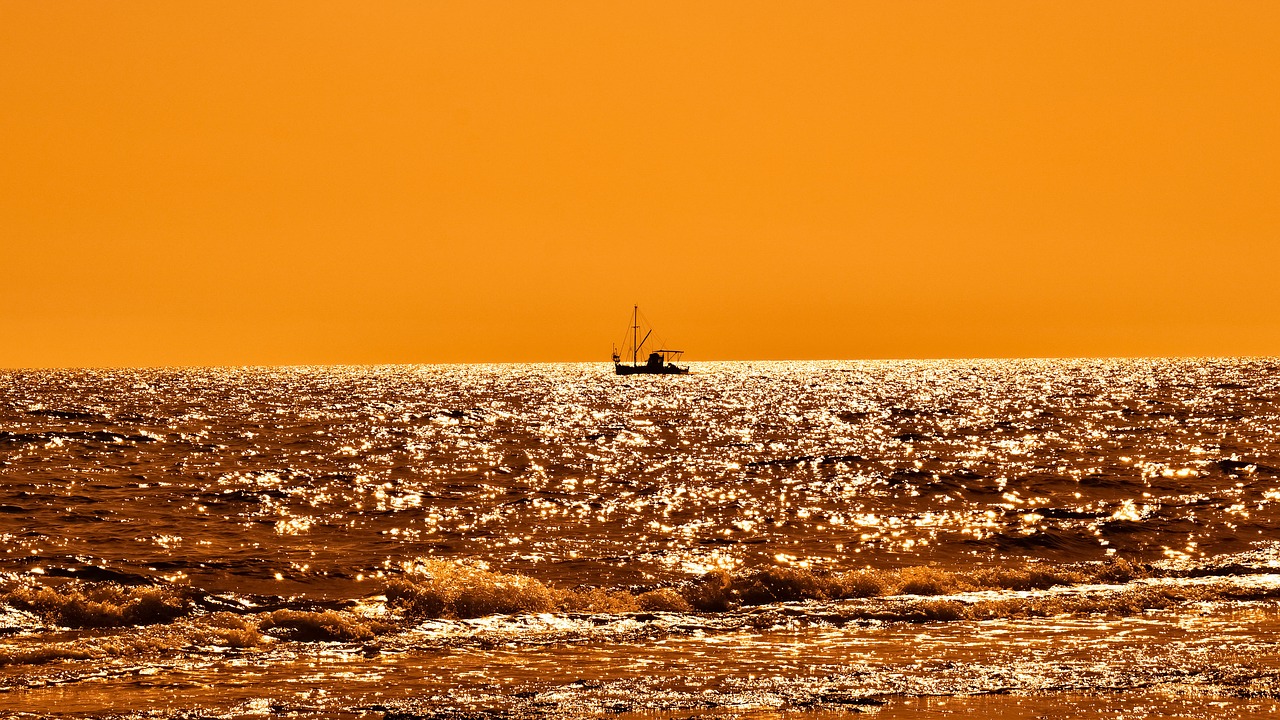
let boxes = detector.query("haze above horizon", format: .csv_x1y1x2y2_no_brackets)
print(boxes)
4,2,1279,369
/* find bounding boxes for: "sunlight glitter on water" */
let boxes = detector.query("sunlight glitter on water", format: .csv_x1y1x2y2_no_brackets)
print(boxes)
4,359,1280,717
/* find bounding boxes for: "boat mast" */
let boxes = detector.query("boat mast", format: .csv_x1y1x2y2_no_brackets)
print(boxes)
632,304,639,366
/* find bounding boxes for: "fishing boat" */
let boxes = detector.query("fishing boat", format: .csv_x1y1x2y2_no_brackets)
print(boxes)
612,305,689,375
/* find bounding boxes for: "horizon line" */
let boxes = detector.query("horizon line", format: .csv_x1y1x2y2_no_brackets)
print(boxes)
3,353,1276,372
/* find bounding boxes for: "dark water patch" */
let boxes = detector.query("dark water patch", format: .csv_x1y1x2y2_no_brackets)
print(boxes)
199,488,289,504
1029,507,1103,520
746,455,819,468
433,409,488,423
1217,459,1280,476
25,409,104,422
41,565,155,585
745,453,868,470
1076,474,1133,489
59,511,114,524
818,453,864,465
988,529,1105,558
1098,520,1150,536
0,430,154,446
886,468,933,484
892,432,931,443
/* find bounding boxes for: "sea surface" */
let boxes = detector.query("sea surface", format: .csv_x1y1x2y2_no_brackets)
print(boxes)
3,359,1280,718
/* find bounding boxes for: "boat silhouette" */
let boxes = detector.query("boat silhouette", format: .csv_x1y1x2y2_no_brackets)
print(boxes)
612,305,689,375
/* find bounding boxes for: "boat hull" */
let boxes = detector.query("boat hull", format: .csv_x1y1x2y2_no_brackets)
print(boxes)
614,363,688,376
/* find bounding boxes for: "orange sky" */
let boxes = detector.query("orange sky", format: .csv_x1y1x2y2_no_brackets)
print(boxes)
4,2,1279,367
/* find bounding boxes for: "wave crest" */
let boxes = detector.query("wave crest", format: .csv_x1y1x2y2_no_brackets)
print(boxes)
387,560,563,618
380,558,1151,619
1,580,195,628
259,609,389,642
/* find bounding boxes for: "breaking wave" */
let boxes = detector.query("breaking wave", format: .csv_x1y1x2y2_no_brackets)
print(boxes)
383,556,1157,618
0,579,197,628
5,555,1277,670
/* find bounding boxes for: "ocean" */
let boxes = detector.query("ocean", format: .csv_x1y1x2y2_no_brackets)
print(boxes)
2,359,1279,718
